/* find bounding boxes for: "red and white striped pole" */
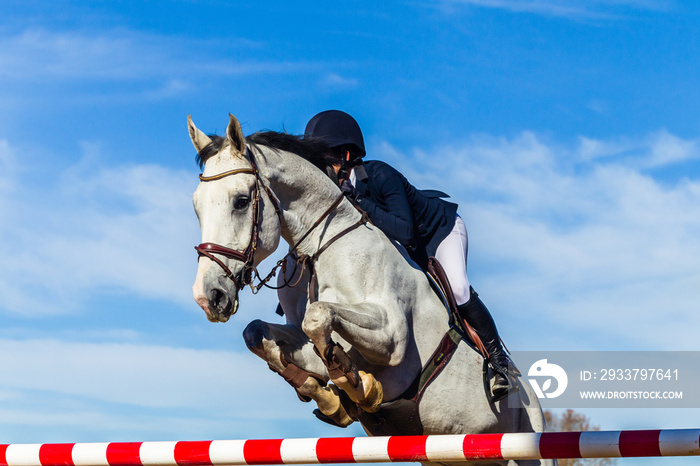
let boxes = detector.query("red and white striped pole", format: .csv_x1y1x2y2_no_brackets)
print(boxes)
1,430,699,465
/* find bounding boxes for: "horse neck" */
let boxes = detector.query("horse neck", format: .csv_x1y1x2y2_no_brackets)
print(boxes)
254,146,361,256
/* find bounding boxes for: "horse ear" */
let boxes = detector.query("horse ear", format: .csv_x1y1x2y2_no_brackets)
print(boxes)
227,113,246,155
187,115,213,153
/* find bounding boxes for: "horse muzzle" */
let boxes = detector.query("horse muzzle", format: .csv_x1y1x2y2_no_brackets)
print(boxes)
193,263,241,323
199,285,238,323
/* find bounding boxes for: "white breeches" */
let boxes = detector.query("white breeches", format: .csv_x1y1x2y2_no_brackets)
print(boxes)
434,215,471,306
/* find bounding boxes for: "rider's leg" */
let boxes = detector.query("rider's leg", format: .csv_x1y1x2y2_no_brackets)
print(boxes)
457,288,511,399
435,215,511,400
434,215,472,305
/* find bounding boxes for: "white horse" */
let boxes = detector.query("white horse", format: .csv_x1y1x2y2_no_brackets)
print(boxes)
190,114,554,466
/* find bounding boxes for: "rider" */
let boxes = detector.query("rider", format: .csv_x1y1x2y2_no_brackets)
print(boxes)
304,110,513,401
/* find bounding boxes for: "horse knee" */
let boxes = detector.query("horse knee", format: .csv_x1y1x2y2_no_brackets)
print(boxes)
302,302,333,343
243,319,269,353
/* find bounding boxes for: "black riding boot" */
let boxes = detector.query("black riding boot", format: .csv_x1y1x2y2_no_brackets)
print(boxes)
457,287,511,402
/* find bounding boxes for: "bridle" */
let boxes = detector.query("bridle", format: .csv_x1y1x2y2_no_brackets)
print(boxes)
195,148,282,291
195,147,368,300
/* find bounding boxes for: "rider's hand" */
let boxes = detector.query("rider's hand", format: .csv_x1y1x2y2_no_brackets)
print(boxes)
340,179,359,200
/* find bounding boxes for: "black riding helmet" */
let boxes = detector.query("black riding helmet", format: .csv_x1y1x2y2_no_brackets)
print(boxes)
304,110,366,158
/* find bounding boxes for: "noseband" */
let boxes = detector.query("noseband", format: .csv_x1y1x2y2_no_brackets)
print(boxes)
195,149,281,290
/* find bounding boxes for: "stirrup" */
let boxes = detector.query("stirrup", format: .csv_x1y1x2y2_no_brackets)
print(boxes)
489,362,519,403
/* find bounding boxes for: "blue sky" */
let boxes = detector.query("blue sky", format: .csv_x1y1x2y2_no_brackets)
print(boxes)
1,0,700,463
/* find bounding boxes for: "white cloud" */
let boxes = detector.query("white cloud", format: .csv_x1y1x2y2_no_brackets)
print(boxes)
578,134,639,161
645,129,700,168
0,29,172,81
0,337,355,443
0,140,200,316
0,28,321,85
143,79,195,100
578,130,700,168
378,130,700,349
586,100,608,114
438,0,673,19
0,338,266,408
0,140,18,216
321,73,360,89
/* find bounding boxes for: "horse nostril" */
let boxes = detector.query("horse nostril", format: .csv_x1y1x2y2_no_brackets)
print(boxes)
211,288,230,314
211,288,225,308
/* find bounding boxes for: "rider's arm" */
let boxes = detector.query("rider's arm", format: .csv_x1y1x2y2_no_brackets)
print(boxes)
356,166,416,249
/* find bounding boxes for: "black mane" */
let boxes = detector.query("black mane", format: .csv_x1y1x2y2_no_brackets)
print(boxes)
195,131,338,181
195,134,226,169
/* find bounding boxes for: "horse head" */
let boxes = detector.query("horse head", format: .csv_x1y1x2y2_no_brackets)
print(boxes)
190,114,281,322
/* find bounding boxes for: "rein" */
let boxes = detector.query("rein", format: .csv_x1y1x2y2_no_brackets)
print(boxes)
195,148,367,300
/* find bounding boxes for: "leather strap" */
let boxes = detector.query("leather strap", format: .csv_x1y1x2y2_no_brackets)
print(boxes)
288,194,345,255
199,168,255,181
427,257,488,359
195,242,247,262
413,327,462,403
311,211,369,262
314,340,359,388
195,243,240,280
279,362,312,389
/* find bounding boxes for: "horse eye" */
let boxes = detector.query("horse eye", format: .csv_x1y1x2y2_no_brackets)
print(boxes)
234,197,250,210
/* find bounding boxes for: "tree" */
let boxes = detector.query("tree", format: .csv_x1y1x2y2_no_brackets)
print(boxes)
544,409,616,466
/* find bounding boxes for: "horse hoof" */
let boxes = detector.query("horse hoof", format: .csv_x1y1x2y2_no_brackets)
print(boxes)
314,409,352,428
316,385,355,427
357,371,383,413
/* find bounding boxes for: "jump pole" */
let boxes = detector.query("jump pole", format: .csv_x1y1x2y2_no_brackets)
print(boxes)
2,429,699,465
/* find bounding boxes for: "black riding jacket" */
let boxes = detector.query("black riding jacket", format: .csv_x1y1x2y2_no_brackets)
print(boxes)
353,160,458,269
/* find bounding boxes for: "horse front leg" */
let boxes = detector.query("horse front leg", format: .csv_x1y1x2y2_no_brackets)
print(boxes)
243,319,357,427
302,301,408,413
